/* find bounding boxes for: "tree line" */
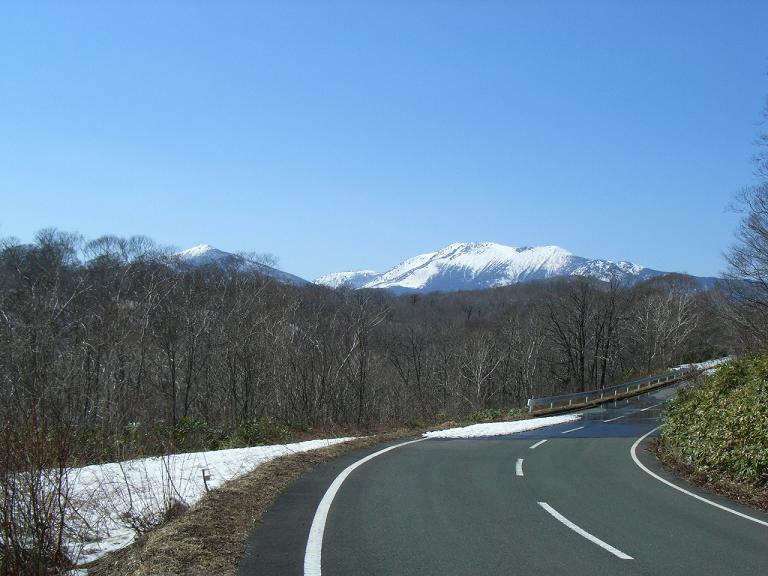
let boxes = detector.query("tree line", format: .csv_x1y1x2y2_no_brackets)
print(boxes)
0,229,735,459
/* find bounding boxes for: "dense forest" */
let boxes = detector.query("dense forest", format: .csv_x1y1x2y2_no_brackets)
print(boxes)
0,229,734,460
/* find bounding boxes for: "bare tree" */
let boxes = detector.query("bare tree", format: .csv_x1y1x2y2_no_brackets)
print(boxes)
723,94,768,347
724,184,768,344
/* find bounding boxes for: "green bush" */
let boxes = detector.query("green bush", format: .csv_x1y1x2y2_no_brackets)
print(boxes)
221,417,307,448
172,417,223,452
62,416,315,464
661,355,768,486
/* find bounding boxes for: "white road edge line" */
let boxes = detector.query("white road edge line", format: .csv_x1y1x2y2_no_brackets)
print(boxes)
516,458,524,476
304,438,425,576
561,426,585,434
530,439,548,449
538,502,633,560
631,427,768,528
603,415,625,422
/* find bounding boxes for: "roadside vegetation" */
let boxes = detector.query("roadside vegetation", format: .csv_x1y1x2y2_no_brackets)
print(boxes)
657,356,768,508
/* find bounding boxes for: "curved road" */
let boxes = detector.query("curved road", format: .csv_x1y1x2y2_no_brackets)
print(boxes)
239,383,768,575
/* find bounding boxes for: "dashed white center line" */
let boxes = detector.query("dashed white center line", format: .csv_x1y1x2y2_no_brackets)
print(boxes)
640,403,662,412
561,426,585,434
529,439,548,449
603,415,625,423
538,502,634,560
515,458,524,476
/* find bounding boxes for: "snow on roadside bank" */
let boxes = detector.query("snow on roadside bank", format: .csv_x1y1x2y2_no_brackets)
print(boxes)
423,414,581,439
69,437,355,565
672,356,734,376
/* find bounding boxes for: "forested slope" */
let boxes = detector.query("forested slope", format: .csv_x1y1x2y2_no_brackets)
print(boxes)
0,230,730,459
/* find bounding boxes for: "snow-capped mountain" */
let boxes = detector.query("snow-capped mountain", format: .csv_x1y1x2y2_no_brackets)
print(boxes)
315,242,670,292
175,244,307,286
314,270,381,289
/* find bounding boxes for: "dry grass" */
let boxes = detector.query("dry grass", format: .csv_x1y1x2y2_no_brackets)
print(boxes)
85,430,419,576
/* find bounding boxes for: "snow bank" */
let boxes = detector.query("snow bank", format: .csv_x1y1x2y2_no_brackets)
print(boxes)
423,414,581,439
672,356,734,376
69,437,354,565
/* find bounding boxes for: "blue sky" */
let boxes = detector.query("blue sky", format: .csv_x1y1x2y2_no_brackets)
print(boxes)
1,1,766,279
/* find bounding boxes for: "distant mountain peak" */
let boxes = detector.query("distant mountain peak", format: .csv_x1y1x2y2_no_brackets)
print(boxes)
175,244,229,263
314,241,668,293
178,243,216,256
174,244,307,286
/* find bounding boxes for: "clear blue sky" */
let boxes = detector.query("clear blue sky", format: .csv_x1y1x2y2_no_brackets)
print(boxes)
1,1,766,279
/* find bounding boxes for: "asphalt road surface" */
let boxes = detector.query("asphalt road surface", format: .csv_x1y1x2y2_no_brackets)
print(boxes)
239,383,768,575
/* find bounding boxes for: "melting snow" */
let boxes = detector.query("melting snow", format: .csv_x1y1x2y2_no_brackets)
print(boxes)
67,437,354,565
423,414,581,439
672,356,733,376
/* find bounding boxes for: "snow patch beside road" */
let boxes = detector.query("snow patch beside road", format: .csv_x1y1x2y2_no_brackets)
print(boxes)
423,414,581,439
672,356,733,376
69,437,355,565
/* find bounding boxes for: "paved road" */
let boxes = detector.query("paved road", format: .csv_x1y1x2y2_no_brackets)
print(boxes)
239,383,768,575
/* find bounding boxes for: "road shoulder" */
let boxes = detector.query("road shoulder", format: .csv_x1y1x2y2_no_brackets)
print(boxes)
634,433,768,518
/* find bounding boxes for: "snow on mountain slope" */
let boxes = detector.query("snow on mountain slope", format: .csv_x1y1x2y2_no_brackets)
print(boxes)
176,244,234,266
316,241,667,292
175,244,307,286
314,270,381,289
370,243,575,290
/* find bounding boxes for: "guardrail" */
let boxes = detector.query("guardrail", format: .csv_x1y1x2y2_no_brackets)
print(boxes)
526,367,697,414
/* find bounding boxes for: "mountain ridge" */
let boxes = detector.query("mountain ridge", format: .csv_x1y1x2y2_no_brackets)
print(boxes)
173,242,716,293
315,241,715,292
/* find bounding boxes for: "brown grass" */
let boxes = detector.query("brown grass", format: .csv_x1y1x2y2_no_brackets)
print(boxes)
84,430,419,576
